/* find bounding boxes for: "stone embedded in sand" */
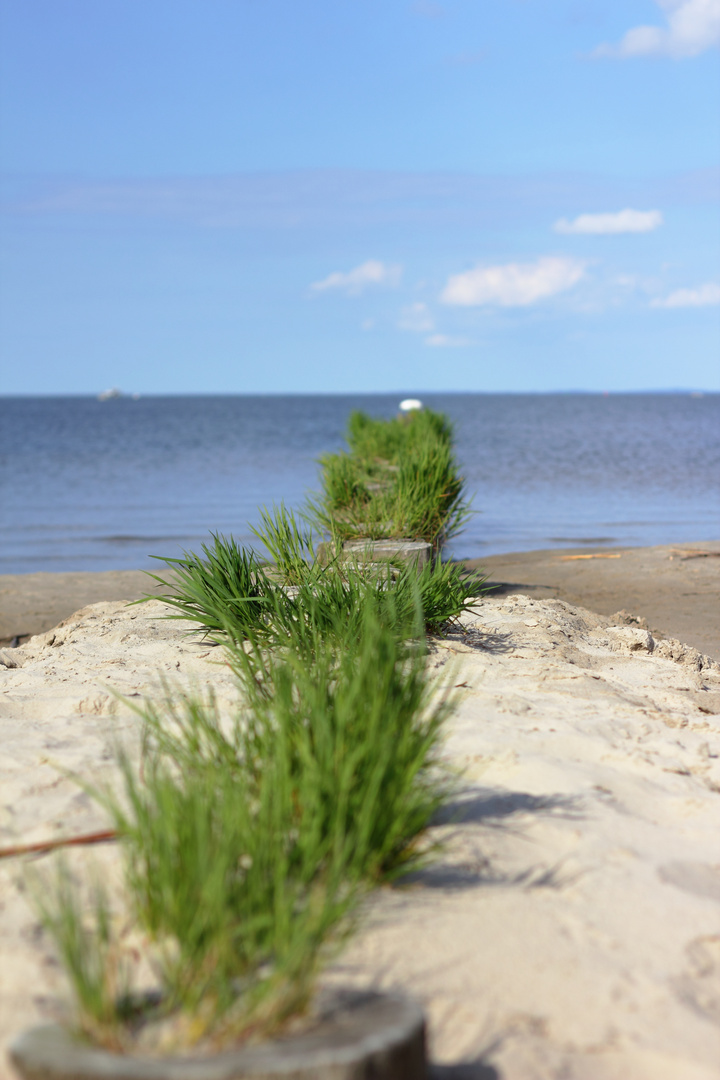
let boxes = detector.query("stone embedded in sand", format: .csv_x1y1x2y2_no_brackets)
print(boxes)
316,538,432,572
341,538,432,570
605,625,656,652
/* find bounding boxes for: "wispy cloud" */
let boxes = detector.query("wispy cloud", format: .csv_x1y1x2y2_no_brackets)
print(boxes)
397,303,473,346
594,0,720,58
440,256,586,307
651,282,720,307
310,260,402,295
554,209,663,235
424,333,473,347
397,302,435,333
4,169,716,231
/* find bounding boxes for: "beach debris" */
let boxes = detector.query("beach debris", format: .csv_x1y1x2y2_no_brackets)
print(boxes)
0,649,22,668
668,548,720,560
610,610,650,629
557,553,622,561
0,829,117,861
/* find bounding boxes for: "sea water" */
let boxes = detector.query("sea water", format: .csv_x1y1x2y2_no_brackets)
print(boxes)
0,393,717,575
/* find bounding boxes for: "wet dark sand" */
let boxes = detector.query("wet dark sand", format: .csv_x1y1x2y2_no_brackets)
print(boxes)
0,570,155,646
465,540,720,660
1,541,719,658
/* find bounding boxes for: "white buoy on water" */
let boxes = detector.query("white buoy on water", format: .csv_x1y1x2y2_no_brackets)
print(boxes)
399,398,423,412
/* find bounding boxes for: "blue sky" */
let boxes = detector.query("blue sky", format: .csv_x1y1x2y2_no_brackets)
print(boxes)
0,0,718,394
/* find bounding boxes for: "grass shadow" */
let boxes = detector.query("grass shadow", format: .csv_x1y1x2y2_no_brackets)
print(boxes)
431,1062,500,1080
433,625,514,654
435,789,585,827
399,787,588,892
404,857,585,893
473,580,558,599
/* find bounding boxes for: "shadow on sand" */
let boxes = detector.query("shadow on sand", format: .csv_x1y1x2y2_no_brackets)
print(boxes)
431,1062,500,1080
436,789,585,826
398,787,588,893
434,625,515,654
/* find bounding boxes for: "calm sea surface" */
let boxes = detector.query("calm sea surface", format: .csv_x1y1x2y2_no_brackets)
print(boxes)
0,393,718,575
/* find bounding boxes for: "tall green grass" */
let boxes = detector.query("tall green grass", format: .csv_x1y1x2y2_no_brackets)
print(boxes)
30,863,130,1050
35,405,483,1053
311,406,471,550
250,503,315,586
142,533,270,640
257,551,486,644
167,593,455,883
97,717,354,1047
35,592,454,1052
346,407,454,461
146,509,487,647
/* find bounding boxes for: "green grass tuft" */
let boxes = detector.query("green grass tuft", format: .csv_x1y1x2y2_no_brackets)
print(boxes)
35,590,456,1051
35,403,484,1053
250,504,315,586
139,533,271,643
29,862,131,1050
309,406,472,551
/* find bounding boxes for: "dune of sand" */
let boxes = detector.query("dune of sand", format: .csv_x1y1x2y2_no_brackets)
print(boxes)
1,594,719,1079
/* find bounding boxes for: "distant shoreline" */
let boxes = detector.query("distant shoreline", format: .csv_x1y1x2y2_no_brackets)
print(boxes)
2,390,719,399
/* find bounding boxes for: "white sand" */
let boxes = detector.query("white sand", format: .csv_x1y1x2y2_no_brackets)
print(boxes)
1,596,719,1079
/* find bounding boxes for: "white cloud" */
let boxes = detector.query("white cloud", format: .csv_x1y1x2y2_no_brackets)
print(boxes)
595,0,720,58
440,256,586,307
554,209,663,235
651,282,720,307
425,334,473,347
310,260,402,295
397,304,473,346
397,302,435,333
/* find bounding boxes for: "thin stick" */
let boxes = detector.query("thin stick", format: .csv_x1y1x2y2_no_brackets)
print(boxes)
557,553,622,561
668,549,720,559
0,829,117,861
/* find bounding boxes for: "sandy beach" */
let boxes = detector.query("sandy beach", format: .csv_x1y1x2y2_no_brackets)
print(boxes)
1,544,719,1078
3,540,720,658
